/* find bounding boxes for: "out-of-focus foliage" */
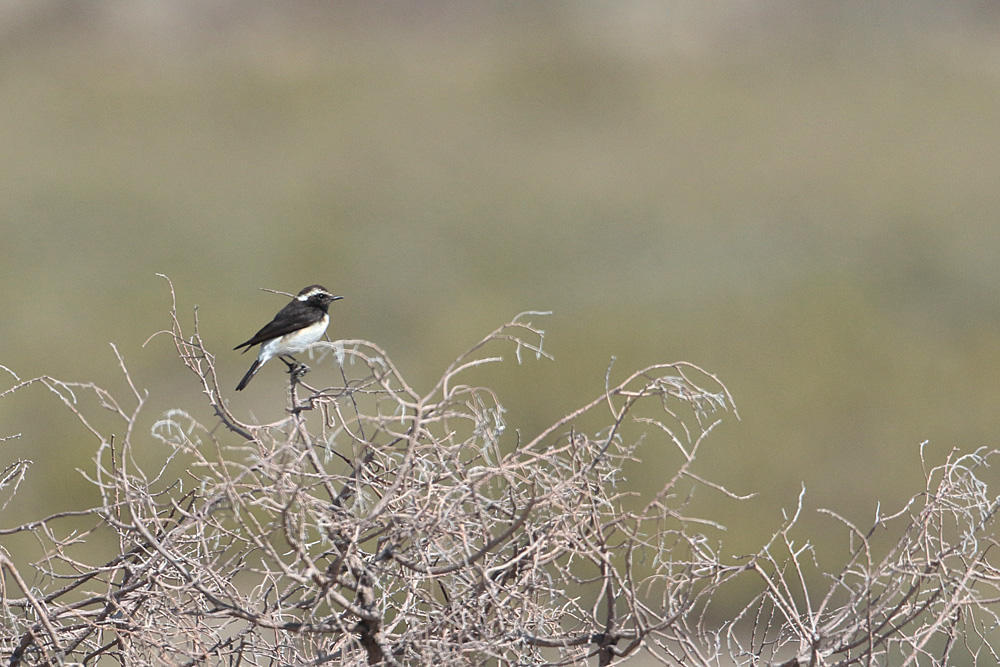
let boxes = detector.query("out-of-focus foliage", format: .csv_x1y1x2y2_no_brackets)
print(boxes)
3,0,1000,600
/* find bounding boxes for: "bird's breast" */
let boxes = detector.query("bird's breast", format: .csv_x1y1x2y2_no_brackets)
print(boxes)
273,314,330,354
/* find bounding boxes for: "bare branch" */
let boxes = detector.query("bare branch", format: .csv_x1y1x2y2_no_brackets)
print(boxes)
1,280,997,666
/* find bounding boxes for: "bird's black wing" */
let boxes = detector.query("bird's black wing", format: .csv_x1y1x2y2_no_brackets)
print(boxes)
234,303,317,351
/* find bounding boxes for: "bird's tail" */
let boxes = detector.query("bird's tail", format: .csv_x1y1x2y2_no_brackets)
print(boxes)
235,359,263,391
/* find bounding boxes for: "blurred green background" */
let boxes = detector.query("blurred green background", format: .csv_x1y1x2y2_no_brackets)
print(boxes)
3,0,1000,611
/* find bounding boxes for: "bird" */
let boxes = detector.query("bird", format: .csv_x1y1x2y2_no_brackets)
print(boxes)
234,285,344,391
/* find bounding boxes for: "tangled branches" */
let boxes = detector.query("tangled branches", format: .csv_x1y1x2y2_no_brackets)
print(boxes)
732,446,1000,667
1,279,999,666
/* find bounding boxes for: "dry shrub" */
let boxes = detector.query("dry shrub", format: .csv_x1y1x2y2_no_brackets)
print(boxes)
1,278,998,666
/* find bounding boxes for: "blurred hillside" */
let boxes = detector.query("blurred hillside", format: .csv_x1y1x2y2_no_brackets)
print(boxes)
3,0,1000,592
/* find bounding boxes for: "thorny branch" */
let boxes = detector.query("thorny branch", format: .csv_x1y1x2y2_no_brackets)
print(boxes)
0,280,999,666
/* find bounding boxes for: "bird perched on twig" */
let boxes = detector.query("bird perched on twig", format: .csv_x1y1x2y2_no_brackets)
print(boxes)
234,285,343,391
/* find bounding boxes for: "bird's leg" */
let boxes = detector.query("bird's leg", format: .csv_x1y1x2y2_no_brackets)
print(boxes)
280,355,310,379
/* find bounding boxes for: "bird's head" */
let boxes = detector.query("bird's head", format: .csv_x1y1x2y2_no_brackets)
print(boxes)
297,285,344,309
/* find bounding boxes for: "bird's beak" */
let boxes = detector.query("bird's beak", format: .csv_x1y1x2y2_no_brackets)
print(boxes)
332,295,345,301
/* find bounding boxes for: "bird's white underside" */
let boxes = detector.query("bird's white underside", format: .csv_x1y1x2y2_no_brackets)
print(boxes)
257,314,330,363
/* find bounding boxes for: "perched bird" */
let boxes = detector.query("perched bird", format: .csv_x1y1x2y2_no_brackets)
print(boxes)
234,285,343,391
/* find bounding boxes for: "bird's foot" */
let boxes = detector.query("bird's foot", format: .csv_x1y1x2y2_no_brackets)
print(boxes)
280,356,310,379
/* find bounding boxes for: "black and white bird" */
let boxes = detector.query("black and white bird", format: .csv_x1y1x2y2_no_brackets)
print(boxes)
234,285,343,391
